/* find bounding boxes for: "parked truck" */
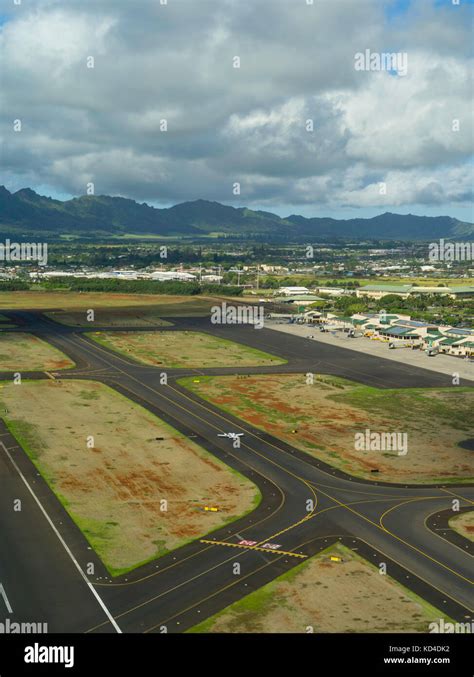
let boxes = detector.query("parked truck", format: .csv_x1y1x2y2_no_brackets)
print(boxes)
388,340,420,349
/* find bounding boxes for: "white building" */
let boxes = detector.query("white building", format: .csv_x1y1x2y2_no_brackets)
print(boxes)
316,287,350,297
111,270,139,280
201,274,223,282
278,286,310,296
150,271,196,281
29,270,72,278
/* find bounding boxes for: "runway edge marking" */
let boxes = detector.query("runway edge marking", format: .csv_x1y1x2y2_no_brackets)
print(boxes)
0,440,122,633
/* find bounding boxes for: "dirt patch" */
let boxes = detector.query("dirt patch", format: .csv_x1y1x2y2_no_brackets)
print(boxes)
449,512,474,542
0,333,74,372
0,380,259,574
181,374,474,484
191,544,449,633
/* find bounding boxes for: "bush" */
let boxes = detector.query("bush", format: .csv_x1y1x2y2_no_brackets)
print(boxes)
31,277,244,297
0,280,30,291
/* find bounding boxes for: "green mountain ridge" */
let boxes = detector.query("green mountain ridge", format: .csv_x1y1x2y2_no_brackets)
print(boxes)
0,186,472,241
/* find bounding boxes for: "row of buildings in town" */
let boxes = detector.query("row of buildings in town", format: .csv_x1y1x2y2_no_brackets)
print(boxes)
28,269,224,283
298,310,474,358
275,284,474,301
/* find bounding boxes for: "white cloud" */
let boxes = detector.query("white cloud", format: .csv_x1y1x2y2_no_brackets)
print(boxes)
340,52,473,167
0,0,472,216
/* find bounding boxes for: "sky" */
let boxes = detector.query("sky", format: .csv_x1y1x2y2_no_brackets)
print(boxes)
0,0,473,221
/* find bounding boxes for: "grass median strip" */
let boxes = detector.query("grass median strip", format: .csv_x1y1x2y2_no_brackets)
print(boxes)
448,512,474,542
0,333,74,372
0,291,216,315
88,330,286,368
189,543,454,633
179,374,474,484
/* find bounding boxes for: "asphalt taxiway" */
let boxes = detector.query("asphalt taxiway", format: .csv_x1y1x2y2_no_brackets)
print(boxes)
0,311,472,633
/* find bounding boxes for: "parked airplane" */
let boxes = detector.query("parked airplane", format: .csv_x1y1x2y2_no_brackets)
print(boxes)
217,432,244,440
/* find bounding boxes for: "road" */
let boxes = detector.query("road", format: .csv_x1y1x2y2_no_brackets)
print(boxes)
0,310,472,633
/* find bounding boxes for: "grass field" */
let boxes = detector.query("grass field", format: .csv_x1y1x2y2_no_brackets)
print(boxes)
45,299,218,326
0,380,260,575
189,543,451,633
46,308,174,328
449,512,474,542
0,291,217,317
89,330,286,368
0,333,74,371
260,276,474,288
179,374,474,484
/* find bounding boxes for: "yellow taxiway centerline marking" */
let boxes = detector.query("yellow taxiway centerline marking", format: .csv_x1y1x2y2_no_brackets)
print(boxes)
68,333,473,610
77,333,472,583
200,539,307,559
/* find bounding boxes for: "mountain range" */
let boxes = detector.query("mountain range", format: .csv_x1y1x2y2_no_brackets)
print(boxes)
0,186,472,241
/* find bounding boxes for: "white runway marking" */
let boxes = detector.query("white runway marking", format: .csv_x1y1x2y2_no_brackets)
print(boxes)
0,583,13,613
0,441,122,633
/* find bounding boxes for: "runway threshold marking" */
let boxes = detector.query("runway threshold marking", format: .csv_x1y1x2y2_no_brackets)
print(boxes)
200,539,307,559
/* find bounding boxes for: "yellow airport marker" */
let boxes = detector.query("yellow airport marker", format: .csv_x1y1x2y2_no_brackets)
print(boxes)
204,506,219,512
330,556,342,562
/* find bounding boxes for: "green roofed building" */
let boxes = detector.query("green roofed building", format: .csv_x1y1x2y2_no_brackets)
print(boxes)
378,314,402,325
356,285,413,299
378,326,420,340
357,284,474,300
438,337,462,346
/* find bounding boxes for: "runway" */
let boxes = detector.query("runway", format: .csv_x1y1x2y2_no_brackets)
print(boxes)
0,310,472,633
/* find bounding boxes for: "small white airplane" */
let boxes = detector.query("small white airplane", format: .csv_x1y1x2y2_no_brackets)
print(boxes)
218,432,244,441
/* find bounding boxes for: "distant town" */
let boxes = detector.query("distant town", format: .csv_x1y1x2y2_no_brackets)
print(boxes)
1,240,472,359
